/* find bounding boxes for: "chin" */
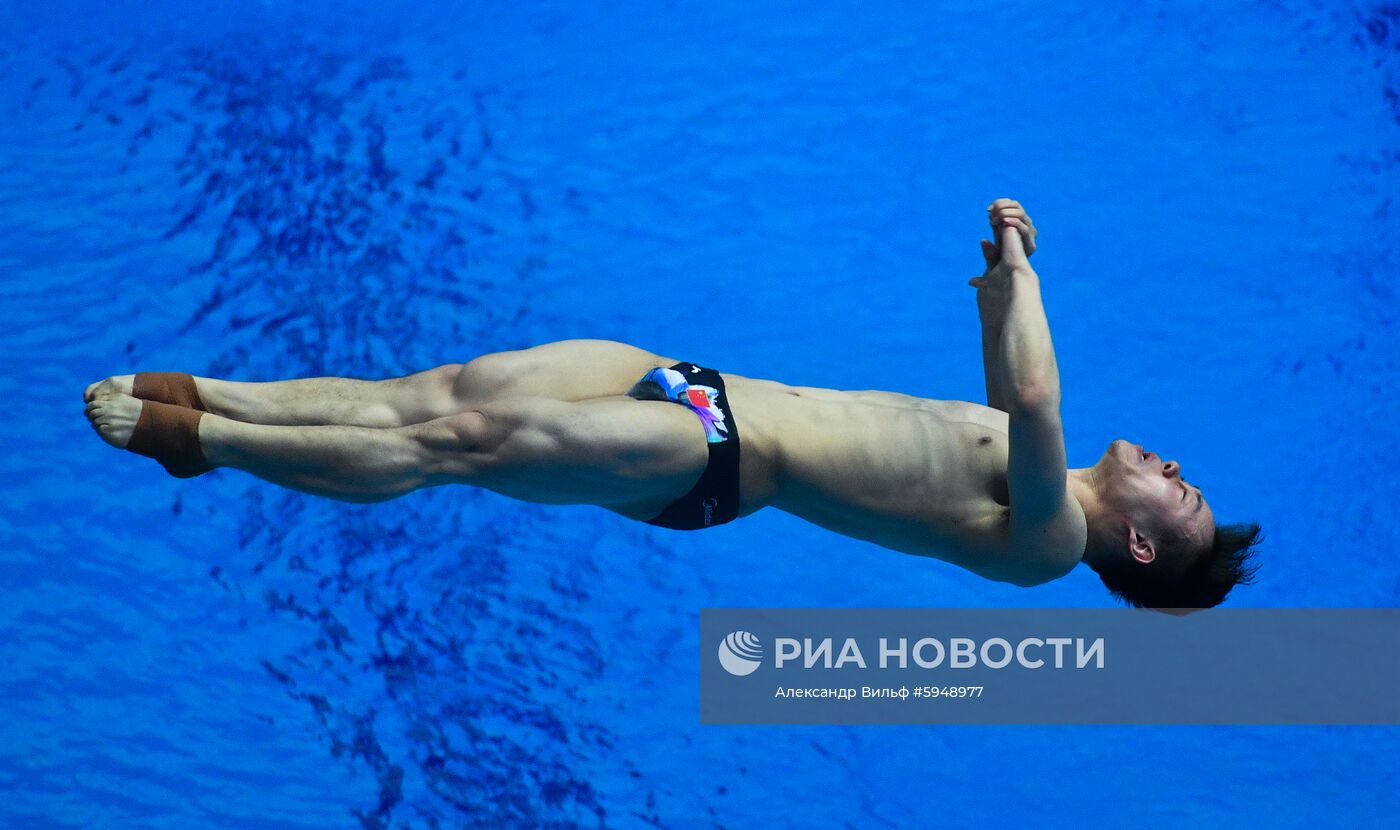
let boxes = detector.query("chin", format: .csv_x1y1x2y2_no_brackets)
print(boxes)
1100,439,1128,466
1093,440,1138,482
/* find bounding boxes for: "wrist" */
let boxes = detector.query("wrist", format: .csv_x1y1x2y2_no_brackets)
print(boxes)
1007,266,1041,298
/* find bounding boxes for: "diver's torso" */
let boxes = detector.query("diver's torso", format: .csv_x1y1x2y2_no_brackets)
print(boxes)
723,374,1062,585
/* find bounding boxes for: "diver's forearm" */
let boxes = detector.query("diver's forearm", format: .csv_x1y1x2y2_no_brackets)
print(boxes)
979,318,1009,412
996,268,1061,410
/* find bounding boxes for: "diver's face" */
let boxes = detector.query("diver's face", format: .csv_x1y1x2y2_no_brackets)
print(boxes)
1095,439,1215,555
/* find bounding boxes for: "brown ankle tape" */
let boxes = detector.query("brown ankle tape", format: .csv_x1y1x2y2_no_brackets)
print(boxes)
132,372,206,412
127,400,212,479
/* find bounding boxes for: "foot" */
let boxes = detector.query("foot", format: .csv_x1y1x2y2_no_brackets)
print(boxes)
84,374,135,403
85,392,142,449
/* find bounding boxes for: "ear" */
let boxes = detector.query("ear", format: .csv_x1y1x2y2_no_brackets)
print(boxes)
1127,526,1156,564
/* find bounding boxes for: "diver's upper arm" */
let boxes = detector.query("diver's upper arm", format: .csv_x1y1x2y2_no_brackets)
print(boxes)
1005,400,1077,553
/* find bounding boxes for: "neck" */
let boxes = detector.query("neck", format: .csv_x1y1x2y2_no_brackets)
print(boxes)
1067,466,1107,566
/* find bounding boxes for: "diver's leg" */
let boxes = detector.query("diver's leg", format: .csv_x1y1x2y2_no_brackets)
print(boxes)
90,390,707,514
83,339,681,428
84,366,463,428
174,369,460,427
203,394,708,514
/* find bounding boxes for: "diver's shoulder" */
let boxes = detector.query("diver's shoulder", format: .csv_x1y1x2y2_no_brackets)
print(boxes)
950,502,1075,588
1004,493,1088,586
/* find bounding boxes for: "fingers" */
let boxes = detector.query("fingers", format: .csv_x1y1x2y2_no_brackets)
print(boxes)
998,221,1027,261
987,198,1028,216
975,199,1035,282
987,202,1031,228
990,211,1029,229
979,238,998,269
986,198,1037,255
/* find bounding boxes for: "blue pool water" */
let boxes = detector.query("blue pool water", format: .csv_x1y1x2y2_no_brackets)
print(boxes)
3,0,1399,826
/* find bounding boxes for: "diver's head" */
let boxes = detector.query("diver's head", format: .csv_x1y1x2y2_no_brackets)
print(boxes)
1081,438,1261,611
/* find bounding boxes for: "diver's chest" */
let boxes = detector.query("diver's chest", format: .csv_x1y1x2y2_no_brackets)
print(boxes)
938,411,1012,509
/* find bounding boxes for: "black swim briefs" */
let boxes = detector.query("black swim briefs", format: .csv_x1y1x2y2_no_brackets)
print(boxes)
625,361,741,530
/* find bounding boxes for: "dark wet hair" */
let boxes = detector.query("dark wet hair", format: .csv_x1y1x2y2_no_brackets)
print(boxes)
1092,522,1263,612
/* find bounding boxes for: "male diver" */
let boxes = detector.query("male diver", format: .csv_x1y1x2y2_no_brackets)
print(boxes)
85,199,1260,610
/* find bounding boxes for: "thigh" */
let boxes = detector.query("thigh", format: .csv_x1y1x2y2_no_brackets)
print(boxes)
460,394,708,520
457,339,681,406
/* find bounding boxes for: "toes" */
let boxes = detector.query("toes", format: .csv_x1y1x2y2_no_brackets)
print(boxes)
84,376,133,403
85,379,111,403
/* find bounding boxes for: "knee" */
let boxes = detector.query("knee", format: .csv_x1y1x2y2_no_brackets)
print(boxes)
452,351,528,405
413,409,500,480
425,362,469,408
370,363,466,427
